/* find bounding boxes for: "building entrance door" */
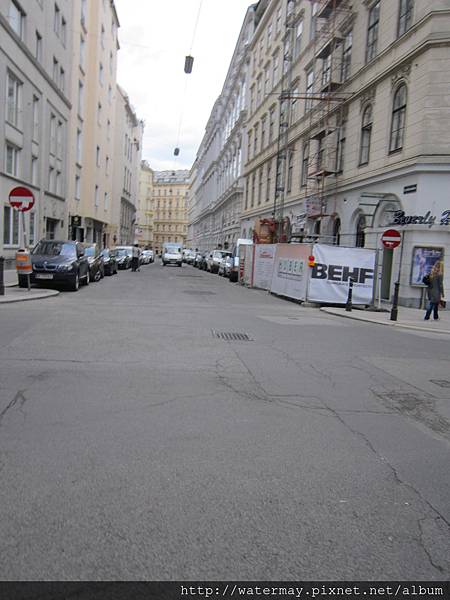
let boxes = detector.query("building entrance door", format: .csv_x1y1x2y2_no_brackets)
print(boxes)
381,248,393,300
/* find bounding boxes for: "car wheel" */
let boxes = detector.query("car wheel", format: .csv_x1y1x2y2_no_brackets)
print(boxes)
70,272,80,292
94,269,101,282
84,270,90,286
100,268,105,279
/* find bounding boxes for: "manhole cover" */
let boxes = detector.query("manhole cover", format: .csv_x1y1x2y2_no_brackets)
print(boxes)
183,290,216,295
430,380,450,388
212,330,253,341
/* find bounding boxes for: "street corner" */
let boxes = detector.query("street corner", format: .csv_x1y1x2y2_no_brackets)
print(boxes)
0,287,60,304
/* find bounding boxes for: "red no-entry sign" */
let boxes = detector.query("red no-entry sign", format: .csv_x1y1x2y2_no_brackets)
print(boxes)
9,186,35,212
381,229,401,249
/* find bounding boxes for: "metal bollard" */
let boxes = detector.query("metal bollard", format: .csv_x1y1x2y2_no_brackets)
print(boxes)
0,256,4,296
390,281,400,321
345,278,354,312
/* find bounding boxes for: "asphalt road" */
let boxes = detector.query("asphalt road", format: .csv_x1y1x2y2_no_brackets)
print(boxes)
0,263,449,580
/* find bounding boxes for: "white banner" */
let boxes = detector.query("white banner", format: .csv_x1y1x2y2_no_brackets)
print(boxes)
307,244,376,304
253,244,276,290
239,244,254,286
270,244,311,301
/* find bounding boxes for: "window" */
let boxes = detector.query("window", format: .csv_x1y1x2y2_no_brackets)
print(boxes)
267,22,272,49
251,173,256,208
5,143,20,176
294,20,303,58
35,31,42,61
266,161,272,203
78,81,84,115
301,142,309,186
341,31,352,81
95,185,99,207
336,121,346,173
61,17,66,45
356,215,366,248
310,2,319,41
96,146,100,167
276,6,282,33
389,84,407,152
81,0,87,24
3,206,19,246
269,107,275,142
97,103,102,125
264,64,271,95
31,155,38,185
76,129,82,163
253,123,259,156
398,0,413,36
359,105,373,165
53,57,59,84
56,120,63,157
80,36,85,68
256,75,262,106
56,170,62,196
287,151,294,193
45,218,57,240
247,129,252,160
6,71,22,128
54,4,61,36
305,70,314,112
107,119,111,140
257,169,263,205
8,1,24,39
272,52,279,87
106,156,109,175
261,116,266,150
108,85,112,104
50,114,56,155
109,51,114,75
99,63,104,84
291,86,299,123
366,1,380,63
101,25,105,48
59,67,65,92
322,55,332,87
48,166,55,192
75,175,81,200
104,192,108,211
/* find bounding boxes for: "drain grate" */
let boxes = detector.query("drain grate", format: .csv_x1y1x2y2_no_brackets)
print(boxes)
183,290,216,295
212,330,252,341
430,379,450,388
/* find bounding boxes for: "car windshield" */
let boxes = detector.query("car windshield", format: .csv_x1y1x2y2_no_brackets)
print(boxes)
32,241,76,258
100,249,109,258
115,249,128,256
83,246,96,257
165,246,181,253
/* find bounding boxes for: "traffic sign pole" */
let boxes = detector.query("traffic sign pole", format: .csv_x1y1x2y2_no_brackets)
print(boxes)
390,230,405,322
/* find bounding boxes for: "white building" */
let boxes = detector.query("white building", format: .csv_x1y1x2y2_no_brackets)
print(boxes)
0,0,73,265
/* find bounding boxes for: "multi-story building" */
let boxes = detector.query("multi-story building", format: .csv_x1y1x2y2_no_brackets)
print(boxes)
111,85,143,245
137,160,155,249
240,0,450,307
189,5,257,252
1,0,73,266
67,0,120,246
152,170,190,255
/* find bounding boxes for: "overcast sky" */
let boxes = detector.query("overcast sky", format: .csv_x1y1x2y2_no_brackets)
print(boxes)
114,0,252,172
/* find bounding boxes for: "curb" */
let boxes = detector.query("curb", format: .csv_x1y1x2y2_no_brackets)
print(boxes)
320,307,450,335
0,289,60,304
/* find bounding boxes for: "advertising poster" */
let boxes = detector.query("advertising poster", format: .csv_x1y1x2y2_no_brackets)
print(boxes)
270,244,311,301
410,246,444,286
307,244,376,305
253,244,276,290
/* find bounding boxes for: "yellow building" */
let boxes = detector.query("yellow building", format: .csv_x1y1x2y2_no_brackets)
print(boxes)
137,161,154,248
152,170,190,254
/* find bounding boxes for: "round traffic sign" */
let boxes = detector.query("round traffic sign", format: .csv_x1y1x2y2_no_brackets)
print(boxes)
9,186,35,212
381,229,401,249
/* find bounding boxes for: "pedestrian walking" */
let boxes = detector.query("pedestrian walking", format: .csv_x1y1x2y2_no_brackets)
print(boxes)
424,260,445,320
131,244,141,272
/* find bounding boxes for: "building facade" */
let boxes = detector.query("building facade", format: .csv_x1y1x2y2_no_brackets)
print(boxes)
152,170,190,255
239,0,450,307
189,5,258,252
137,160,155,249
1,0,73,266
111,85,143,245
67,0,120,246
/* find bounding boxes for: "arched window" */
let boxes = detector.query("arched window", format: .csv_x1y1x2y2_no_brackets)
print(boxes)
359,105,373,165
356,215,366,248
389,84,407,152
333,218,341,245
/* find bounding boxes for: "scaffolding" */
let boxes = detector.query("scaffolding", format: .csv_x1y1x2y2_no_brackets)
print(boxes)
303,0,354,234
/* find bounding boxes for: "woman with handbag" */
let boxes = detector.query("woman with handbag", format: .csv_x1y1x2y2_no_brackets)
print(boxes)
424,260,445,320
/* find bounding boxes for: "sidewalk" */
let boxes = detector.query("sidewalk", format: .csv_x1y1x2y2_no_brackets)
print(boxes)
1,270,59,303
321,304,450,335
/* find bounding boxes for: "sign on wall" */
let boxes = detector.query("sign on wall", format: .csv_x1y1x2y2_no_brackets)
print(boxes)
270,244,311,301
307,244,376,305
410,246,444,286
253,244,276,290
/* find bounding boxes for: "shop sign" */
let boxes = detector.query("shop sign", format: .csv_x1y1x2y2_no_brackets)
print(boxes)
392,210,450,227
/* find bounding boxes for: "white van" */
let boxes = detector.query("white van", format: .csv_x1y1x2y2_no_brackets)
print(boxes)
162,243,183,267
229,238,253,282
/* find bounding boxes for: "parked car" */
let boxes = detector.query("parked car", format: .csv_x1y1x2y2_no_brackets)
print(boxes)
218,255,234,277
141,250,153,265
100,248,118,275
183,249,196,264
114,246,132,269
207,250,232,274
199,252,210,270
162,242,182,267
83,243,104,282
229,239,253,282
194,252,205,268
24,240,89,291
